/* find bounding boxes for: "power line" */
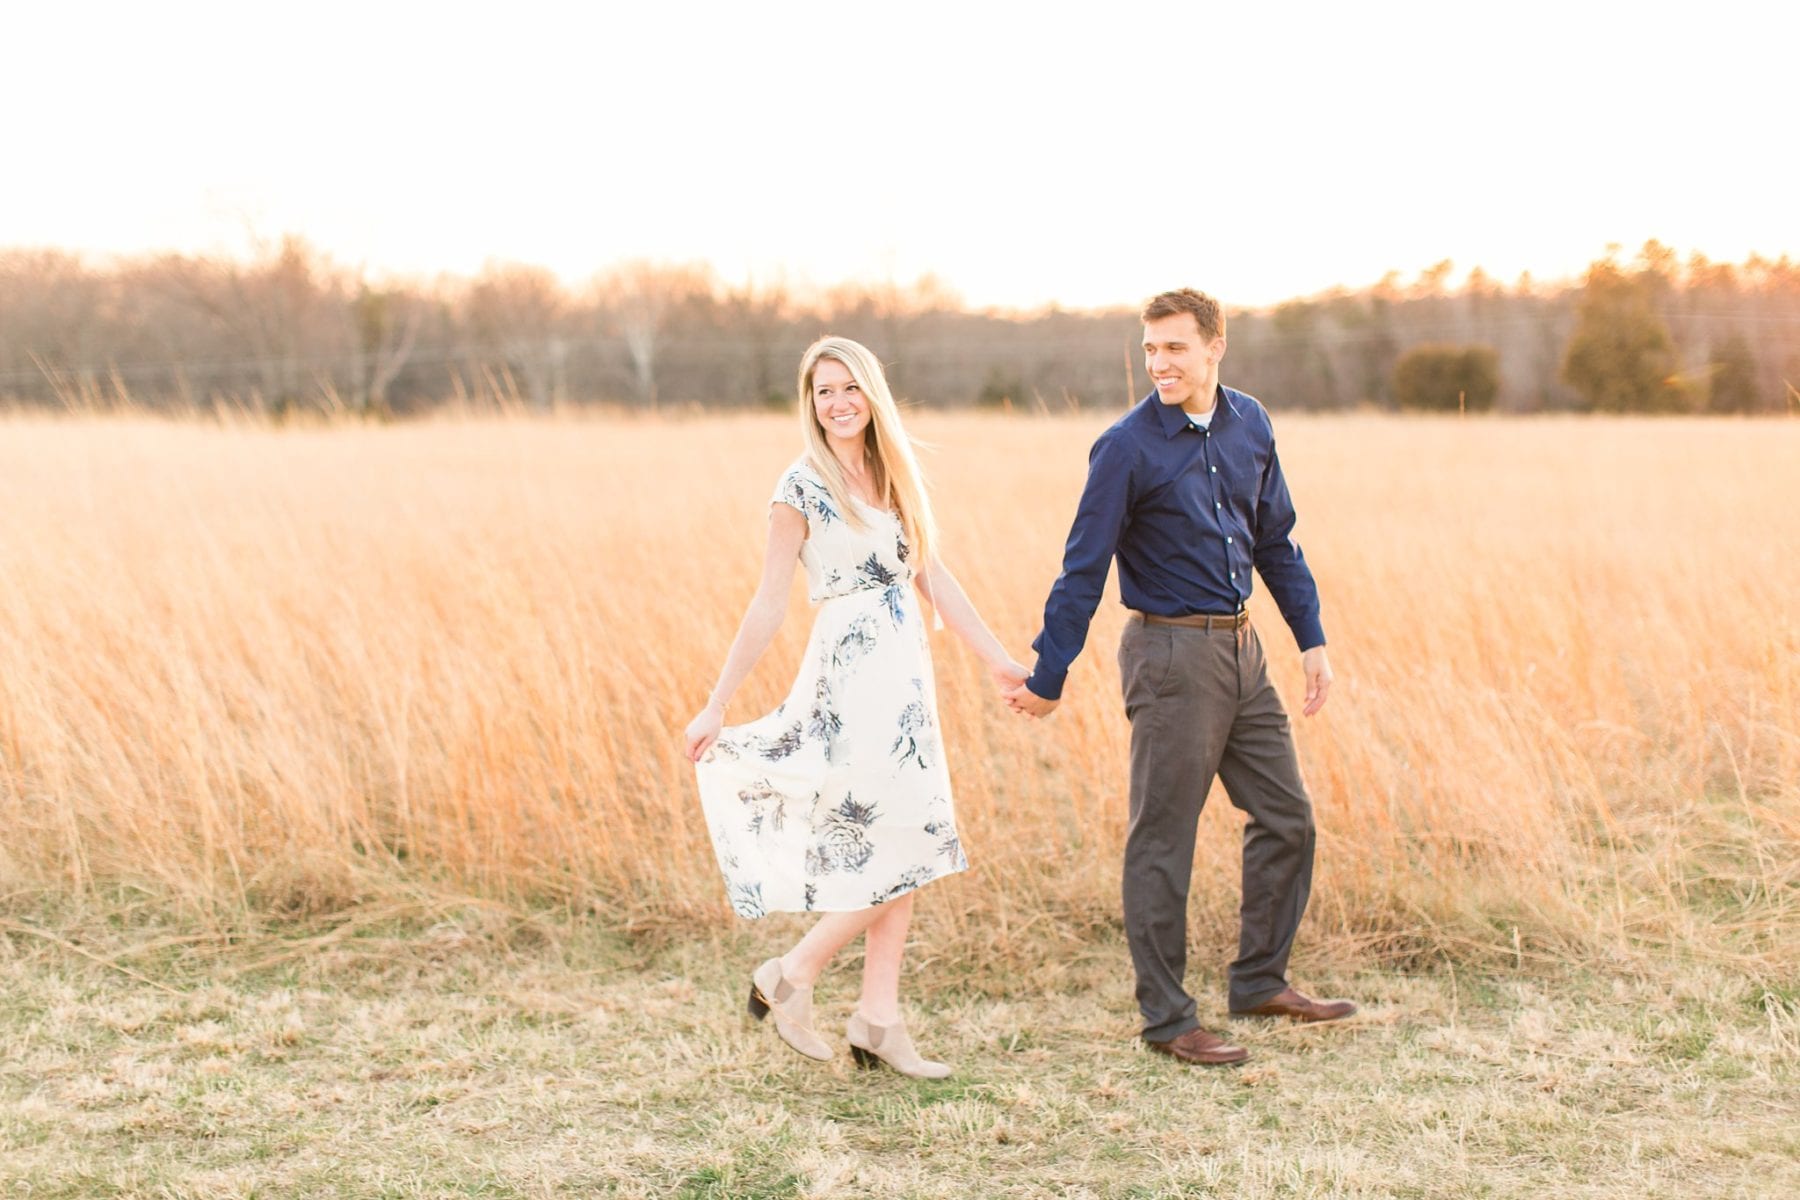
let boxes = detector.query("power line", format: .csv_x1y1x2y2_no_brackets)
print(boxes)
2,312,1797,390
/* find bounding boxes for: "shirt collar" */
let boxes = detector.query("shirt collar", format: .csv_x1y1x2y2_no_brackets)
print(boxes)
1149,385,1238,439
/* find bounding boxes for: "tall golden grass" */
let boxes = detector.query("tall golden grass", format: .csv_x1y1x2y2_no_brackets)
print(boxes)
1,411,1794,974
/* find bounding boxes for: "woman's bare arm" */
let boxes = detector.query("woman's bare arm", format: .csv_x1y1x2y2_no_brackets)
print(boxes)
915,558,1028,691
684,503,808,761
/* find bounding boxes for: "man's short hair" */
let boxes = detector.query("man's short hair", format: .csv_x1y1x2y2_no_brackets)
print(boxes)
1141,289,1225,341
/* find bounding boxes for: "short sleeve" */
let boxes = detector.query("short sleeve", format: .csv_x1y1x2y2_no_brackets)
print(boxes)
769,464,813,529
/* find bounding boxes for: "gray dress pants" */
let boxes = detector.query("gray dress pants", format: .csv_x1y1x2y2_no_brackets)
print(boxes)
1117,614,1316,1042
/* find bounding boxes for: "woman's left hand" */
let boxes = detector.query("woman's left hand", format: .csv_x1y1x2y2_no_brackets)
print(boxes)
988,658,1030,694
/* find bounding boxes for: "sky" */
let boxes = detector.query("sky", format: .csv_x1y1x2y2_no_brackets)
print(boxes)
4,1,1794,311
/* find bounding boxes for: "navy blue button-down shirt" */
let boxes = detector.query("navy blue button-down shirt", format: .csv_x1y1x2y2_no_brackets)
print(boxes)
1026,385,1325,700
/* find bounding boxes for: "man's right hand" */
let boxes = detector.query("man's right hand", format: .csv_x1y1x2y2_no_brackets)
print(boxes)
1003,681,1060,719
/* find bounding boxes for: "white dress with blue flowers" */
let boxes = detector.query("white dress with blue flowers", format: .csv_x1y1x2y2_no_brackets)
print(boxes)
695,457,967,918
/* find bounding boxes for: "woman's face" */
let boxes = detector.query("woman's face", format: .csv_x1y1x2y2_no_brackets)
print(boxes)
811,358,871,444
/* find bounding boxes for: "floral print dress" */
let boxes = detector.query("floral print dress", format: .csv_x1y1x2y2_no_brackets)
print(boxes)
695,457,967,917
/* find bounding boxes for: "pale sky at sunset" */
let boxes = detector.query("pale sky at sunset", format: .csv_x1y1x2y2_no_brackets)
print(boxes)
5,1,1793,311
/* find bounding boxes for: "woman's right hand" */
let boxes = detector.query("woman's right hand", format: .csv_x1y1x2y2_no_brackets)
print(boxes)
685,702,725,763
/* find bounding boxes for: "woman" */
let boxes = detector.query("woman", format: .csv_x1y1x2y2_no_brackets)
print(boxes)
684,336,1024,1078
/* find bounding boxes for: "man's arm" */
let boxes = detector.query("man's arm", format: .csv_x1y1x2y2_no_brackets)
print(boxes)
1251,437,1332,715
1008,431,1137,716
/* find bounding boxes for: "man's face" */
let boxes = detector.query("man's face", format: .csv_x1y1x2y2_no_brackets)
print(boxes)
1143,313,1225,406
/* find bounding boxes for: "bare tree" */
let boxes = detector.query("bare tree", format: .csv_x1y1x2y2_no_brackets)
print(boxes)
596,261,713,408
352,280,424,416
724,274,796,406
463,264,567,410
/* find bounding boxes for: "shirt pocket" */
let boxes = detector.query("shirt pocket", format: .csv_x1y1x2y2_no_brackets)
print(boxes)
1212,444,1269,509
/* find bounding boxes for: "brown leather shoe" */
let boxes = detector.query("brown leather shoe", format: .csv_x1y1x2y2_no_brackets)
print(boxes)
1229,987,1357,1023
1145,1027,1249,1066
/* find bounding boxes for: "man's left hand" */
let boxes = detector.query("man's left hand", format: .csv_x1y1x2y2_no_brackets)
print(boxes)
1004,680,1060,719
1301,646,1333,717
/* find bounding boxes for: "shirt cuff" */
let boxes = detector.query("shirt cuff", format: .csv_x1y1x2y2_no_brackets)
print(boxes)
1291,617,1326,652
1025,664,1067,701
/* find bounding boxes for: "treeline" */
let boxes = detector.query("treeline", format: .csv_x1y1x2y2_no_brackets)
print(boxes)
1,239,1796,415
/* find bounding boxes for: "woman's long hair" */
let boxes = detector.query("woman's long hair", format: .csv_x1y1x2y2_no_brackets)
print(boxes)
797,336,938,568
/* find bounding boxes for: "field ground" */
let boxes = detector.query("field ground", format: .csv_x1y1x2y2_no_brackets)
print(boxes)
3,916,1797,1199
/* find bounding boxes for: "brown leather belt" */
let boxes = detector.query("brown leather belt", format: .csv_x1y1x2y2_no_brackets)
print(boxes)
1132,609,1248,631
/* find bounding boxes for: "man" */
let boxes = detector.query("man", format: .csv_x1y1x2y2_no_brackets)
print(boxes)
1004,288,1355,1066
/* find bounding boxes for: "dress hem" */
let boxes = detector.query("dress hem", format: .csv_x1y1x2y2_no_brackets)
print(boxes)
729,862,967,920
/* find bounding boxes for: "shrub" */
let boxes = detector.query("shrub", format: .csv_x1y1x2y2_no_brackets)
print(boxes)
1393,344,1500,412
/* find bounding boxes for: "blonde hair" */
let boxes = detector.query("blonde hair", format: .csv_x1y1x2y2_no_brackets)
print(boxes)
796,336,938,568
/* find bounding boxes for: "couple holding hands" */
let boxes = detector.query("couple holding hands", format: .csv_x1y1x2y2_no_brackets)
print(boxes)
683,288,1354,1078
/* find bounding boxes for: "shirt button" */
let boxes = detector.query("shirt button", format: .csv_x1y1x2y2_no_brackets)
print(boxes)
1230,571,1238,579
1214,501,1222,509
1226,537,1233,544
1210,466,1217,473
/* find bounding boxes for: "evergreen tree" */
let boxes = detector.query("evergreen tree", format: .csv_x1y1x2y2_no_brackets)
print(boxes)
1561,260,1687,412
1706,333,1760,413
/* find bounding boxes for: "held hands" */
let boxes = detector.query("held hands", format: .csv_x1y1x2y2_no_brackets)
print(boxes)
989,654,1058,719
1003,678,1059,720
1301,645,1333,716
684,700,725,763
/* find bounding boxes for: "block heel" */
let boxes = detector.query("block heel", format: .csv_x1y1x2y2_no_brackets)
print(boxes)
746,959,833,1060
845,1012,952,1078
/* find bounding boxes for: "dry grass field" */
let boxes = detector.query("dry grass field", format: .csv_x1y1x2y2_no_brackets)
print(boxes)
3,924,1796,1198
1,409,1797,1196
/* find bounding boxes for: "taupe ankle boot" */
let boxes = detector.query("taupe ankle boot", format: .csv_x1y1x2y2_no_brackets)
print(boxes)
748,958,832,1061
846,1011,951,1079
